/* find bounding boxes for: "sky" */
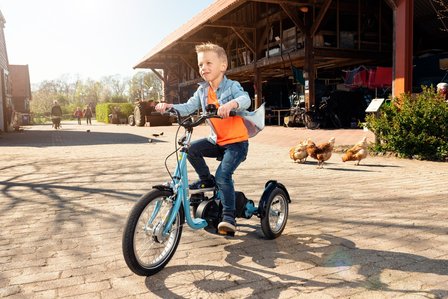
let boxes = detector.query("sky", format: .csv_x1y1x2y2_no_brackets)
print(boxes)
0,0,214,85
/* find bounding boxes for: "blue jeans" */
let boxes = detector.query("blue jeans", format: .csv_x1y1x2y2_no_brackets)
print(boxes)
188,138,249,225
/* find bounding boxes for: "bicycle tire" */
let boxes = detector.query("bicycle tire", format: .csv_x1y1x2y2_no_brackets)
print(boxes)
260,188,289,239
304,114,319,129
330,113,342,128
122,189,184,276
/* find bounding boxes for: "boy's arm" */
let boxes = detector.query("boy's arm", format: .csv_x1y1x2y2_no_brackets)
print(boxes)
229,81,251,111
218,81,251,118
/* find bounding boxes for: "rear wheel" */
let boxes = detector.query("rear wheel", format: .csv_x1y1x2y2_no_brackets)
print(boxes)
304,113,319,129
122,189,184,276
128,115,135,126
260,188,289,239
134,105,145,127
329,113,342,128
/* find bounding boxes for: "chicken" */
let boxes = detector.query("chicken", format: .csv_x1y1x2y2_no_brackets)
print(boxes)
289,139,309,163
342,137,368,165
306,137,335,168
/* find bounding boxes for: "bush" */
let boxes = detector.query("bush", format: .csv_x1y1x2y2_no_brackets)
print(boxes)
95,103,134,123
365,86,448,161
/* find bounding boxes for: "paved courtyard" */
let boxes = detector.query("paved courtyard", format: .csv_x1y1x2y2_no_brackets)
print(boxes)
0,121,447,298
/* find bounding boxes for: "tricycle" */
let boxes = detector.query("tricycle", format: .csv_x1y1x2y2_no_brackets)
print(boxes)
122,105,290,276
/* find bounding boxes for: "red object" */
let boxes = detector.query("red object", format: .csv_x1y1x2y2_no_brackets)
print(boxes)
369,67,392,88
353,69,368,87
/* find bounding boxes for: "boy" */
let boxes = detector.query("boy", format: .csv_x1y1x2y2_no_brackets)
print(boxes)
156,42,261,235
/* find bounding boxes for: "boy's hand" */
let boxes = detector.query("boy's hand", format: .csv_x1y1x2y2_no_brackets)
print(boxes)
155,103,173,113
218,100,238,118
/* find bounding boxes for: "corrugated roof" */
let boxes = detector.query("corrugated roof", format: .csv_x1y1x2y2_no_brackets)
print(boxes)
134,0,245,69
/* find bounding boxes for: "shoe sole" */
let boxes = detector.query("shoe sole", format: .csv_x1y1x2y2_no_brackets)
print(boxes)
217,222,236,234
218,229,235,236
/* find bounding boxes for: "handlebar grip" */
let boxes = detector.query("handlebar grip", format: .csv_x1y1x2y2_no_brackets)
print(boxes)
229,111,236,117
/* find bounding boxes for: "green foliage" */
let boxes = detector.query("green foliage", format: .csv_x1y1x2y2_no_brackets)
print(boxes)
109,95,128,103
31,114,49,125
30,72,161,118
95,103,134,123
365,86,448,161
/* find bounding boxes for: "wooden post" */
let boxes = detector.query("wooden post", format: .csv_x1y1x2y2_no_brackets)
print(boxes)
254,68,262,109
303,11,315,111
393,0,413,98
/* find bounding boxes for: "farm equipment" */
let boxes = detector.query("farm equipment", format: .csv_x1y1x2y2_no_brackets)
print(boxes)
130,100,173,127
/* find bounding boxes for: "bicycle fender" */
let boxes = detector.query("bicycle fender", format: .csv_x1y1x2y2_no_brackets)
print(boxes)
152,184,174,194
258,180,291,217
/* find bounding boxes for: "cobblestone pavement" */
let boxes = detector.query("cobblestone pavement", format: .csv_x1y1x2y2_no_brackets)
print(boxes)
0,121,447,298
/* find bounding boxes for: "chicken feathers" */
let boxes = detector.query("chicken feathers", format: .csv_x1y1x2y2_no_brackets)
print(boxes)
306,137,335,168
289,139,309,163
342,137,368,165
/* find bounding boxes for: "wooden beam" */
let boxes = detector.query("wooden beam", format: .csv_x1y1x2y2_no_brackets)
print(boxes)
310,0,332,36
150,68,164,82
203,22,255,31
180,56,198,73
250,0,313,6
279,3,306,32
393,0,413,97
165,65,181,81
231,27,256,54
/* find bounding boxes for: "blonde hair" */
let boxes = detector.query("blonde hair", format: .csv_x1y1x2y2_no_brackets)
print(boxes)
195,42,228,64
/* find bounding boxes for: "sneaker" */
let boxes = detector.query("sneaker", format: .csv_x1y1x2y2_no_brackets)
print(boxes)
189,177,215,193
217,221,236,235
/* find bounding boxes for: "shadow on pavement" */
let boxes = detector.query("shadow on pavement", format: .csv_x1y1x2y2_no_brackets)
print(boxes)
144,233,447,297
0,129,165,147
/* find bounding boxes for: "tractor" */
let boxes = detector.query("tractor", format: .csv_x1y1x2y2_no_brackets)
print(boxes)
129,99,174,127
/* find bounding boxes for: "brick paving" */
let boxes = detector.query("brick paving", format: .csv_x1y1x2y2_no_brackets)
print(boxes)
0,121,447,298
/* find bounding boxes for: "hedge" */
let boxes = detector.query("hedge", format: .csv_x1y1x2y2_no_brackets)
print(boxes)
365,86,448,161
96,103,134,123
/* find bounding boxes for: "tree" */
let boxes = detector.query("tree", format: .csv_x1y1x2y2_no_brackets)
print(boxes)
129,71,162,102
30,72,164,116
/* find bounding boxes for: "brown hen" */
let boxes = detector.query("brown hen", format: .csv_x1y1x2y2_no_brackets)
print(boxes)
306,137,335,168
289,139,309,163
342,137,368,165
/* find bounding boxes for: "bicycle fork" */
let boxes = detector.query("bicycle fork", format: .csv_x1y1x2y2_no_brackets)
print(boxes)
160,151,208,237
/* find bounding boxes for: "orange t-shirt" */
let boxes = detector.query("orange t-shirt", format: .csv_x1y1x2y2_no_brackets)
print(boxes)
208,88,248,146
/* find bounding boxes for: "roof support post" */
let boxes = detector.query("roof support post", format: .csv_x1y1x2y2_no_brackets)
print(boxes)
254,68,262,109
392,0,413,98
303,11,315,111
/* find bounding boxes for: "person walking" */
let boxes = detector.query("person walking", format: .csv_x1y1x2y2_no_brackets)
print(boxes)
83,104,93,125
51,100,63,129
74,107,82,125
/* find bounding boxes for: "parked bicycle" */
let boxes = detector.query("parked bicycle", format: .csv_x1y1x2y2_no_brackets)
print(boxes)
285,92,307,127
122,105,290,276
305,96,342,129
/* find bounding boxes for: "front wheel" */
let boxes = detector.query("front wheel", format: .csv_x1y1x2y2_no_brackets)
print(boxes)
122,189,184,276
260,188,289,239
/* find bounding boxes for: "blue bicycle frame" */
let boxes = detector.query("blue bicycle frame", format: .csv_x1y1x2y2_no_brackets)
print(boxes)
161,128,208,236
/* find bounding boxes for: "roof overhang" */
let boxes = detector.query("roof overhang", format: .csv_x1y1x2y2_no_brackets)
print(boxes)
134,0,245,69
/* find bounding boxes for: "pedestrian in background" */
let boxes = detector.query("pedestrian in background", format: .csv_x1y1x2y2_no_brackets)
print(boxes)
83,104,93,125
74,107,82,125
51,100,63,129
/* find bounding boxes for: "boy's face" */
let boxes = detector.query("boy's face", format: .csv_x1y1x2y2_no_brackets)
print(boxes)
197,51,227,85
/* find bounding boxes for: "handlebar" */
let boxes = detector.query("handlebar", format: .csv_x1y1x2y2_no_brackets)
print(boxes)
167,105,236,129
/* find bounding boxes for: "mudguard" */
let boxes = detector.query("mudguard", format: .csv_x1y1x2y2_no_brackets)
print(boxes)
257,180,291,217
152,184,174,194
